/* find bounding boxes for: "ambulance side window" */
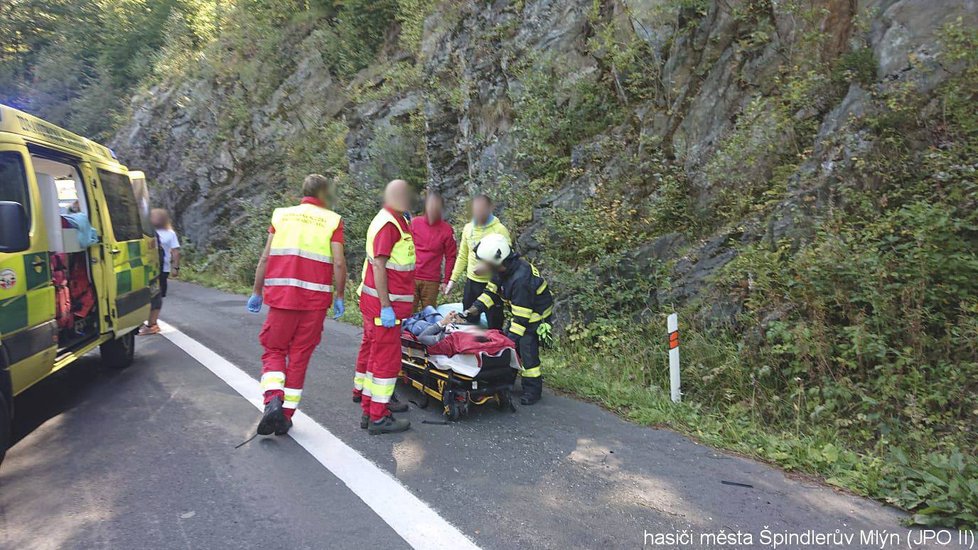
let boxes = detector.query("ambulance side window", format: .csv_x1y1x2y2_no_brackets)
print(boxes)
0,152,31,226
130,177,155,237
98,169,142,241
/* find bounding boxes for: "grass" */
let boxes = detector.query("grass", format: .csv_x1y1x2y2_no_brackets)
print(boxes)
179,268,253,296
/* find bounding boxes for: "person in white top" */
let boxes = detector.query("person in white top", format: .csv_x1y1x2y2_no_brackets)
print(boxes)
154,209,181,289
140,208,180,335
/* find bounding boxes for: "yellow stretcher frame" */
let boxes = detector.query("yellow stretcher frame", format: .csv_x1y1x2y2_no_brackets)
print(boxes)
400,337,517,420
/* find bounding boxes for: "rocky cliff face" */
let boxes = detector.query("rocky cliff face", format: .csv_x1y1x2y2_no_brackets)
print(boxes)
112,0,977,317
107,2,978,523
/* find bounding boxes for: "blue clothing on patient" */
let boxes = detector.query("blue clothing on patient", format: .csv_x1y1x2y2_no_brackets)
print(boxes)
63,212,99,248
402,305,443,336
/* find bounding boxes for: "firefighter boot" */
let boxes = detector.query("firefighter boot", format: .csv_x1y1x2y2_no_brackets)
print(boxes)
258,396,288,435
368,414,411,435
520,377,543,406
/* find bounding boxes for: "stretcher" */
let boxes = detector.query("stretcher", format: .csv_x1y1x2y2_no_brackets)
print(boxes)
400,335,519,420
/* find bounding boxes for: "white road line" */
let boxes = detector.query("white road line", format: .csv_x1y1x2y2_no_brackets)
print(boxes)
157,320,480,550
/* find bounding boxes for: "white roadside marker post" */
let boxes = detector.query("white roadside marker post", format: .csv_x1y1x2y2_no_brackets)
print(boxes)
667,313,681,403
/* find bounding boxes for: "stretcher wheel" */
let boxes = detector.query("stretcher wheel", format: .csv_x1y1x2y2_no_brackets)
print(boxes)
496,391,516,412
443,391,460,421
445,400,461,421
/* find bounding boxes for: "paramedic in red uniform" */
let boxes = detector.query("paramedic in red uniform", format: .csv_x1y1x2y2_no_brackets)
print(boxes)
355,179,416,435
247,174,347,436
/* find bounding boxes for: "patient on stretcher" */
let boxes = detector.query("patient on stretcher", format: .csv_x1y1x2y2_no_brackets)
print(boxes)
403,306,511,360
417,311,465,346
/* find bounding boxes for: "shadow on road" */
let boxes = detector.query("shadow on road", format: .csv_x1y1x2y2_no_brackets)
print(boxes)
11,354,121,447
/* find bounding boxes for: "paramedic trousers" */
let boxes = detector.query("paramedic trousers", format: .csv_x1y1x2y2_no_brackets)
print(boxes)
259,307,328,418
355,318,402,421
463,278,503,329
517,322,543,398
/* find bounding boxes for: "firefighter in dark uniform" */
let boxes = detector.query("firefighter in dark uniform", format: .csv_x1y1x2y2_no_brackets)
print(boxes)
464,233,553,405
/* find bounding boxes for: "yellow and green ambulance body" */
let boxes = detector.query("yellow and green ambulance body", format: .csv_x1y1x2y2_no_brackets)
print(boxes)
0,104,158,463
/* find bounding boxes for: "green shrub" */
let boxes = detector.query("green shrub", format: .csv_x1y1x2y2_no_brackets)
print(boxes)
509,52,624,183
885,450,978,528
396,0,437,53
321,0,400,78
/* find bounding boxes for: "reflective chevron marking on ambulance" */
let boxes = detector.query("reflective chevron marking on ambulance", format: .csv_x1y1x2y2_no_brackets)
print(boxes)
115,241,148,296
0,252,52,335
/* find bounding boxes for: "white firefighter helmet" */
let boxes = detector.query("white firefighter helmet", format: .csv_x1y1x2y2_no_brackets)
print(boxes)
474,233,512,267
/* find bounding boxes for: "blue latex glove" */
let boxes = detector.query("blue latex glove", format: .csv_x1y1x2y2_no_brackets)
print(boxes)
333,298,345,320
380,306,397,328
246,294,263,313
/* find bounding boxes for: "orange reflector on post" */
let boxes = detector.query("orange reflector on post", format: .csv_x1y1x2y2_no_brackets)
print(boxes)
668,331,679,349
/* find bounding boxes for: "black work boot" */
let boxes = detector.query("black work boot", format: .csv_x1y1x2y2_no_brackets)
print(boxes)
386,393,409,413
520,377,543,406
360,413,369,429
258,396,288,435
275,415,293,436
368,414,411,435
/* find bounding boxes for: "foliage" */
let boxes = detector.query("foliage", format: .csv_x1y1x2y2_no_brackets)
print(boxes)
885,449,978,527
362,113,428,190
0,0,220,139
319,0,400,78
0,0,409,139
349,60,423,104
396,0,437,54
509,52,624,184
586,1,664,105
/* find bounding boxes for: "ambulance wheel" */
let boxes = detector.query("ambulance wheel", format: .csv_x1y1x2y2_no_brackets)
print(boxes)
0,390,10,468
101,330,136,369
0,355,12,467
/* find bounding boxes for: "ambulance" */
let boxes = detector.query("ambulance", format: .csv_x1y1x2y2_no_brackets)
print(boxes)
0,104,159,464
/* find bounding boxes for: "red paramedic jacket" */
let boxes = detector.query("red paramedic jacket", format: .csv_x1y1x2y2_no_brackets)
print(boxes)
265,197,344,310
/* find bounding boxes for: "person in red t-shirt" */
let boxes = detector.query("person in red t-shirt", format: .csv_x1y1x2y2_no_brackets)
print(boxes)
410,191,457,311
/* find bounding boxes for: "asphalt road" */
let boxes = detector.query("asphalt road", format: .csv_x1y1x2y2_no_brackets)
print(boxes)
0,326,407,550
0,280,916,549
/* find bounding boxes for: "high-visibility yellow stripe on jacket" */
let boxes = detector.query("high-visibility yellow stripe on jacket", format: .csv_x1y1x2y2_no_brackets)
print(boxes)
264,202,342,310
471,254,553,340
358,208,416,319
